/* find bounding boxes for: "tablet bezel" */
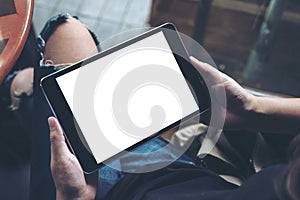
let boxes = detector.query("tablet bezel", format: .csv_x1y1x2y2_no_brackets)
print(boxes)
40,23,211,173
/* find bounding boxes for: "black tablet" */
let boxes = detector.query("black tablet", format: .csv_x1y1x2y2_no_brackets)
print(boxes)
41,23,210,173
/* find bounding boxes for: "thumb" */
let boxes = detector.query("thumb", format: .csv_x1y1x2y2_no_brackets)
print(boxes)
190,56,223,85
48,117,72,160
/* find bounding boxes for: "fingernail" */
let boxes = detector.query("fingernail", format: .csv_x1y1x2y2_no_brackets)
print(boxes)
190,56,196,61
190,56,204,64
48,117,56,131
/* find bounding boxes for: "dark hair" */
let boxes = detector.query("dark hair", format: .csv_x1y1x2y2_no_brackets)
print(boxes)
286,134,300,200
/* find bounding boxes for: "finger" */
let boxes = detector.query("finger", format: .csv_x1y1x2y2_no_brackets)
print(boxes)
48,117,72,159
190,56,223,85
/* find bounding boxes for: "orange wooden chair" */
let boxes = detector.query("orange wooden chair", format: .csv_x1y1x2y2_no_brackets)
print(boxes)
0,0,34,84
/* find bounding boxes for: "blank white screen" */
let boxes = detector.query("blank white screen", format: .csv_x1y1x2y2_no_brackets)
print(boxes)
56,32,198,163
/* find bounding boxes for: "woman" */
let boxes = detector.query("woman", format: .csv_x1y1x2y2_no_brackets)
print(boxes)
7,13,299,200
48,57,300,199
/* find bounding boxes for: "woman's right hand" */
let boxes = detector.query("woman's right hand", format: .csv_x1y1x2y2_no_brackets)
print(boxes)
190,56,256,131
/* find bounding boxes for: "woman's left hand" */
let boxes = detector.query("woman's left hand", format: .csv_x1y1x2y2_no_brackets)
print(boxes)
48,117,97,200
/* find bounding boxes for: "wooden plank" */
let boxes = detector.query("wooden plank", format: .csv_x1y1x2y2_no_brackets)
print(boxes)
212,0,260,16
203,6,259,66
213,0,300,24
149,0,199,36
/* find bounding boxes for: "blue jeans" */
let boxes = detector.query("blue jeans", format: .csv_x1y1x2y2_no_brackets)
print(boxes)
96,137,195,199
2,13,100,131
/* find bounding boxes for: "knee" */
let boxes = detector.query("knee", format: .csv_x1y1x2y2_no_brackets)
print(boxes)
10,68,34,110
43,17,98,65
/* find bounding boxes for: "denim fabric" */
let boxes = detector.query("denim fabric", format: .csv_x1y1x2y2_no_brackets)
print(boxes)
2,13,101,131
3,13,101,109
96,137,195,199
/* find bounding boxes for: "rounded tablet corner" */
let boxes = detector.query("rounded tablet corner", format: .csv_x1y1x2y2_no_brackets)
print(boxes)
40,71,57,89
83,166,99,175
160,22,176,31
40,76,47,88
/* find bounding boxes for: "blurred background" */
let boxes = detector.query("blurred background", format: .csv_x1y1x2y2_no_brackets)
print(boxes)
33,0,153,41
33,0,300,96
